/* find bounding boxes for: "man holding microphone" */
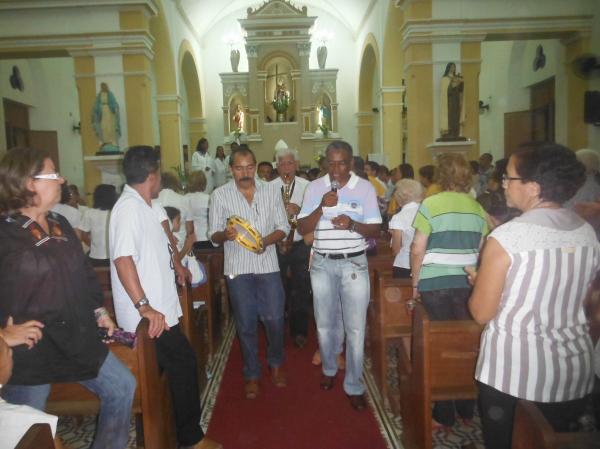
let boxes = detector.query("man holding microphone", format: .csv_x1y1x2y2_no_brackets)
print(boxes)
297,140,381,411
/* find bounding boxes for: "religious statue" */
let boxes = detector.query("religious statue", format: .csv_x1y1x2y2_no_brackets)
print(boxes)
233,104,245,131
272,78,290,122
438,62,466,141
92,82,121,153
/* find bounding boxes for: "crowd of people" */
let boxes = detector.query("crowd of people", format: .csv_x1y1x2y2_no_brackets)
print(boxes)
0,138,599,449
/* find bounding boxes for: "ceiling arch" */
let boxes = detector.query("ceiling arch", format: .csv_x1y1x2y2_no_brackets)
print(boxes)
176,0,377,41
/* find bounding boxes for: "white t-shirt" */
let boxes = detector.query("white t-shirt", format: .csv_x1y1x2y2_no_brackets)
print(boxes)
186,191,211,242
190,152,216,193
213,157,229,188
109,185,182,333
388,201,420,269
78,208,110,259
0,397,58,449
51,203,81,230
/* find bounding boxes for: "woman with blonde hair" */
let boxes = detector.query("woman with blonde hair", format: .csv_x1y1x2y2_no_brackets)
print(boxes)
389,179,424,278
411,152,488,428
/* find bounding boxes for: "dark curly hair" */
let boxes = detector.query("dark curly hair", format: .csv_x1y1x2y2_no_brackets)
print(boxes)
512,143,585,204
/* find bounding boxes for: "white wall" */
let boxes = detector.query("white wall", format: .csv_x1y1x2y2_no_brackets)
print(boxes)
479,39,567,161
0,58,84,189
433,0,593,19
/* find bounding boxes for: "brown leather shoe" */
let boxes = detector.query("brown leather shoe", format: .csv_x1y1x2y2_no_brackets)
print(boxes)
320,374,335,390
244,379,259,399
348,394,367,411
271,366,287,387
184,437,223,449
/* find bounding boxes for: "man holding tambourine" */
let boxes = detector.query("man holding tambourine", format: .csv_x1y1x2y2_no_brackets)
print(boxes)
208,145,290,400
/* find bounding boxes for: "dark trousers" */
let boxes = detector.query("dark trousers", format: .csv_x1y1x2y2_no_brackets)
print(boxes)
420,287,474,426
392,267,411,279
155,325,204,446
277,241,312,338
478,381,589,449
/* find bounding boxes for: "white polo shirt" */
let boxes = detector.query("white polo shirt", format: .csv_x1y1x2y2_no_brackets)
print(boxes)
109,185,182,333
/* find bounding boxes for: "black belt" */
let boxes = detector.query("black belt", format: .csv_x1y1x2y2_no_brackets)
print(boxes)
315,250,365,260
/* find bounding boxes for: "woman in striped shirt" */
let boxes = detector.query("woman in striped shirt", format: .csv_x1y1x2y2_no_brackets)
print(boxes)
468,143,599,449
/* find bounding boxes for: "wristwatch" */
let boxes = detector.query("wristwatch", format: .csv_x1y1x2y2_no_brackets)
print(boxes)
134,297,150,309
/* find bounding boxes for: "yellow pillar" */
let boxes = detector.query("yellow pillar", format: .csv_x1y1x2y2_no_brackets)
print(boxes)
461,41,481,160
357,112,374,159
74,56,100,200
122,54,154,147
404,43,433,171
157,97,183,173
566,36,590,150
381,89,404,168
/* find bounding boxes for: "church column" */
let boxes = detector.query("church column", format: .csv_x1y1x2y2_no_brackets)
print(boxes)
122,54,154,146
188,117,206,149
246,44,261,137
356,112,374,159
461,41,481,160
565,33,591,150
381,87,404,168
156,95,183,171
404,42,433,170
298,42,313,135
73,56,101,198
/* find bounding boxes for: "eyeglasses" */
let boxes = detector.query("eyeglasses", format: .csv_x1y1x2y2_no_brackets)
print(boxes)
502,174,523,183
33,173,62,180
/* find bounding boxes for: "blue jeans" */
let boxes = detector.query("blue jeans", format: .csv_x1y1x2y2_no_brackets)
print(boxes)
310,252,370,395
226,272,286,380
2,351,136,449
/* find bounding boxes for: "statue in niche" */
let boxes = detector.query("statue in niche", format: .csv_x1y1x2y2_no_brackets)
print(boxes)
272,78,290,122
233,104,245,131
317,96,332,136
438,62,466,141
92,82,122,154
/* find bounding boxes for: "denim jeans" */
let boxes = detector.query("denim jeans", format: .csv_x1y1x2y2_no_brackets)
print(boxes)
2,351,135,449
226,271,286,380
310,252,370,395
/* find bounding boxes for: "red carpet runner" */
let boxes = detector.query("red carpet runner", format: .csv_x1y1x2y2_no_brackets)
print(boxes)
206,326,389,449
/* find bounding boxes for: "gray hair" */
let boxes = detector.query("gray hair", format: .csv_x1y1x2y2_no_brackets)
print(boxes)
575,148,600,174
275,147,300,163
394,179,424,206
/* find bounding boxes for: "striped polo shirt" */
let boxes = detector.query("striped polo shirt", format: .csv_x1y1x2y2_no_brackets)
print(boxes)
476,208,600,402
208,180,289,276
298,172,381,254
412,191,488,291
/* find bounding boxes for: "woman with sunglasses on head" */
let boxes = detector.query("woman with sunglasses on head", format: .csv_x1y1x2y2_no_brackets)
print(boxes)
468,143,600,449
0,147,135,449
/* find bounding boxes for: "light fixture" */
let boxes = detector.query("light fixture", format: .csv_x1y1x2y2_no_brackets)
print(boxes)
479,100,490,113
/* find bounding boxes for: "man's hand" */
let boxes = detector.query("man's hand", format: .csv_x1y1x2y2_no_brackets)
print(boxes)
224,225,238,241
320,191,338,208
331,214,352,230
0,316,44,349
96,313,116,338
138,305,169,338
285,203,301,216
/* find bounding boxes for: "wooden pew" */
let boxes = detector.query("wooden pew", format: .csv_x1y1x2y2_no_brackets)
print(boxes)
45,319,177,449
178,281,209,394
15,424,55,449
398,303,483,449
367,269,413,409
512,400,600,449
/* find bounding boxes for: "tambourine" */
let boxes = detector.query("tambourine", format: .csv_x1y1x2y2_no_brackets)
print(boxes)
227,215,263,253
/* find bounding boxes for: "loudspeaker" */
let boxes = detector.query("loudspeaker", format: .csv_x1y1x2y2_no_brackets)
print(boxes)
584,91,600,125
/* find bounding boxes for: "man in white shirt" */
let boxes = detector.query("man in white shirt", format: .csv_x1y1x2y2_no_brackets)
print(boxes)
270,148,311,348
109,146,221,449
191,138,216,193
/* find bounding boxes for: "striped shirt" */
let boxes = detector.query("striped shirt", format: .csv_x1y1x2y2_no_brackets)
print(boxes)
298,172,381,254
208,180,289,276
476,208,600,402
413,191,488,291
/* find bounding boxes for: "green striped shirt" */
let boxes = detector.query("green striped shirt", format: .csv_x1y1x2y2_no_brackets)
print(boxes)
413,191,488,291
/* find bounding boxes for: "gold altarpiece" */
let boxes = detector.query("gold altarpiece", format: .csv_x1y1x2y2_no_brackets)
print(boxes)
219,0,340,165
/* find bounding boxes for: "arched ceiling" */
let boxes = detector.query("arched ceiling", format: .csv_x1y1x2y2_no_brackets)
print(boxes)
176,0,377,41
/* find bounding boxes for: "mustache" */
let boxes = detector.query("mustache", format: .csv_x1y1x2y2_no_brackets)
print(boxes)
239,176,253,182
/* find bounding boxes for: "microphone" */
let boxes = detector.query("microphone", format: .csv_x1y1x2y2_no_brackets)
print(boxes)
331,180,340,192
